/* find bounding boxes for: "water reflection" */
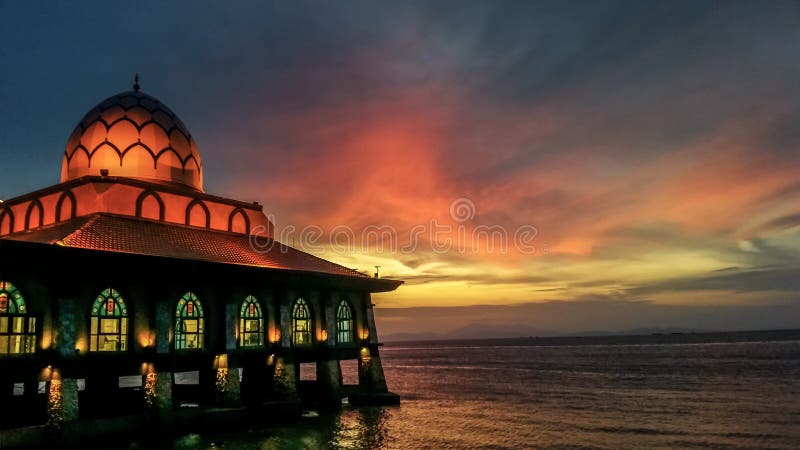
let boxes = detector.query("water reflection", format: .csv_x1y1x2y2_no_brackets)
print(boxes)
123,405,395,450
328,407,391,449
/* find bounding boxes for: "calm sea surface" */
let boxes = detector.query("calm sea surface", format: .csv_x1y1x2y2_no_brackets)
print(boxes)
128,331,800,449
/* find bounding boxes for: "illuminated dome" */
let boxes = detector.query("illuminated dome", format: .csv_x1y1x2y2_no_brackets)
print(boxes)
61,88,203,191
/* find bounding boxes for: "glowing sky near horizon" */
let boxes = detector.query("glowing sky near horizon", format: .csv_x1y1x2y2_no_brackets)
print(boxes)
1,1,799,334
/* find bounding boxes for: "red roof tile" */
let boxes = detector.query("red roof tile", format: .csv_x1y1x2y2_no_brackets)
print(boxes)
2,214,370,278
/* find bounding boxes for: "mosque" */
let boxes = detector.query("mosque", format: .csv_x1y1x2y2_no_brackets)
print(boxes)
0,79,401,438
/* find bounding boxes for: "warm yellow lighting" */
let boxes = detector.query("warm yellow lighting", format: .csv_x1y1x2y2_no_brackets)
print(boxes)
47,378,63,430
41,330,53,350
269,328,281,344
319,329,328,342
144,372,157,408
74,338,87,354
138,331,155,348
359,347,371,374
360,329,370,341
41,365,57,382
267,354,276,366
140,362,155,376
213,354,228,370
215,368,228,394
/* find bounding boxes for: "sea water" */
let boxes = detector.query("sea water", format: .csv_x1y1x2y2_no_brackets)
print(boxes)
122,330,800,449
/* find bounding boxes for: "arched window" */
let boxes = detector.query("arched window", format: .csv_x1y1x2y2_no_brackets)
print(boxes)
175,293,204,350
0,281,36,354
239,295,263,348
55,190,76,222
292,298,312,346
89,288,128,352
336,300,354,344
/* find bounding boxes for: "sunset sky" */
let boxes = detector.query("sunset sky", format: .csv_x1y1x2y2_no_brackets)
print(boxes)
2,1,799,338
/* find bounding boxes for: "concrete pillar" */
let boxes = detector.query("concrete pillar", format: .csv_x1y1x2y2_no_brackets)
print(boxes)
60,378,79,421
279,298,292,348
145,370,174,428
272,357,298,401
215,367,241,405
46,299,80,427
325,293,337,346
358,347,388,393
317,359,343,406
225,303,237,351
364,293,380,345
155,301,171,354
46,376,79,430
154,371,174,412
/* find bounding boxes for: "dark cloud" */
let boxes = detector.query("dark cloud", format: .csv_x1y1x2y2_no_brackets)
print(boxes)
2,2,800,335
628,266,800,295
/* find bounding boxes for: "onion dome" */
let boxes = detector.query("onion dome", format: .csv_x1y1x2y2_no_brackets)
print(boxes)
61,82,203,191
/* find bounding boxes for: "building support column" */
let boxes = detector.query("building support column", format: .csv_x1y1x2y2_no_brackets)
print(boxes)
272,357,298,401
46,374,79,430
357,346,387,393
153,301,175,412
47,298,81,426
317,359,343,408
213,354,241,406
350,293,399,406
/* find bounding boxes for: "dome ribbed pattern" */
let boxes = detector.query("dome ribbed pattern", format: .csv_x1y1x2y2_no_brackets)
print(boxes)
61,90,203,191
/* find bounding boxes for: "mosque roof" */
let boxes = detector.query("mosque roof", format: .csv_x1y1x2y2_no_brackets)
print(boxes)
2,213,377,281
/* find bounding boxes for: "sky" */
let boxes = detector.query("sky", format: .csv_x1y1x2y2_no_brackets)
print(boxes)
1,1,799,338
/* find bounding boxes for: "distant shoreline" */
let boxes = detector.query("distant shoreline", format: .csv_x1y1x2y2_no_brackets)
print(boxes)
382,328,800,347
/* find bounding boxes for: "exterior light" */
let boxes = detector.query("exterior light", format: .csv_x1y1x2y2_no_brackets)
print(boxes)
319,329,328,342
269,329,281,344
213,354,228,370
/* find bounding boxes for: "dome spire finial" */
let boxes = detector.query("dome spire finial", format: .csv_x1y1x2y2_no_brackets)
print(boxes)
133,73,140,92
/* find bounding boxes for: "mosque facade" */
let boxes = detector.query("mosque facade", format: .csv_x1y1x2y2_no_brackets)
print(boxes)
0,82,401,436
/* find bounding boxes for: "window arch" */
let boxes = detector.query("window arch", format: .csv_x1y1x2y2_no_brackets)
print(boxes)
292,298,312,346
175,293,204,350
239,295,263,348
24,199,43,230
185,199,210,228
55,190,77,222
228,208,250,234
90,288,128,352
135,190,165,221
0,281,37,354
336,300,354,344
0,207,14,235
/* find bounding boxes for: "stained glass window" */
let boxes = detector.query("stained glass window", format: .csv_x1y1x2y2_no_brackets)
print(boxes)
89,288,128,352
175,293,204,350
239,295,264,348
337,300,354,344
292,298,312,346
0,281,36,354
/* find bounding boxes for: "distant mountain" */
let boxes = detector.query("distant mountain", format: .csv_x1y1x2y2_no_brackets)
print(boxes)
382,325,711,342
